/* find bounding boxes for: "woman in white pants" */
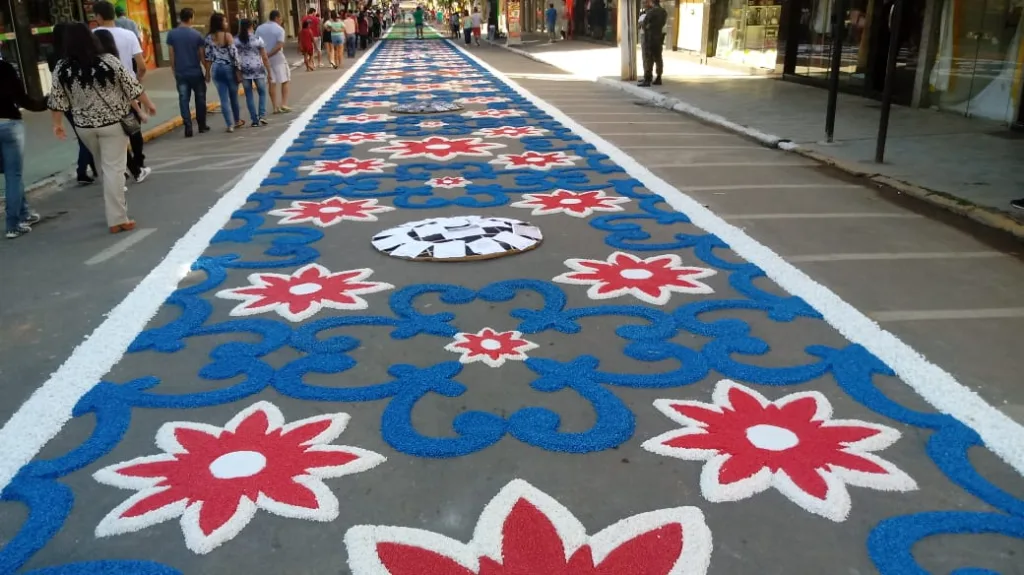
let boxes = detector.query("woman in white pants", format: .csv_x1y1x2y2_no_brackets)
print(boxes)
49,23,155,233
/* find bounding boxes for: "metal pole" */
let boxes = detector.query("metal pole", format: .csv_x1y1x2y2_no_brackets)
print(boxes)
620,0,637,81
823,0,844,143
875,0,904,163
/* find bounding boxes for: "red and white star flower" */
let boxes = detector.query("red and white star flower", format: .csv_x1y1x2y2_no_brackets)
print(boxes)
553,252,716,305
473,125,548,139
317,132,393,145
642,380,917,522
417,120,448,129
510,189,631,218
405,83,452,91
344,479,712,575
330,113,396,124
462,108,525,119
299,157,396,177
369,136,506,160
426,176,471,188
94,401,385,554
347,90,400,98
489,150,582,171
342,100,394,109
216,264,394,322
444,328,539,368
268,197,395,227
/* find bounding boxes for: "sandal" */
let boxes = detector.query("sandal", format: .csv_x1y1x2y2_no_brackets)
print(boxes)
109,221,136,234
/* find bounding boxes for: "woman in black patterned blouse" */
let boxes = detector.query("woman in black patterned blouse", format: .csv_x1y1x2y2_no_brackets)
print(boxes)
48,23,156,234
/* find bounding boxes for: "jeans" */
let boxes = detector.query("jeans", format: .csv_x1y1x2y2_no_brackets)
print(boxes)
0,120,30,232
175,72,208,131
212,62,240,127
346,34,357,57
242,77,268,123
126,110,145,179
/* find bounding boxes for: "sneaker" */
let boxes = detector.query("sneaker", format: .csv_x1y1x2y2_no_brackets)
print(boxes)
77,174,95,185
259,118,269,126
1011,198,1024,211
184,128,194,138
5,223,31,239
227,126,235,133
21,211,41,225
251,121,260,128
134,166,152,183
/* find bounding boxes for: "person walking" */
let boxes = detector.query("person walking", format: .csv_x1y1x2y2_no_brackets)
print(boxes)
166,8,208,138
358,12,370,50
1,53,46,239
204,12,243,132
450,10,461,39
255,11,292,114
639,0,666,86
371,10,382,42
344,12,358,58
236,19,271,127
462,9,473,45
545,3,558,42
47,22,97,184
413,5,424,39
299,19,316,71
48,23,156,234
471,7,482,46
301,8,323,69
325,12,346,68
94,0,151,183
113,5,141,41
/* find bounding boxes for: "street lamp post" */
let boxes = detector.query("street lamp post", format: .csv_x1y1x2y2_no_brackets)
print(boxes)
619,0,637,81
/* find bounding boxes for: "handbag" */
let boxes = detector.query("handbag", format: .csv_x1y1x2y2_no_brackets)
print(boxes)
91,82,141,136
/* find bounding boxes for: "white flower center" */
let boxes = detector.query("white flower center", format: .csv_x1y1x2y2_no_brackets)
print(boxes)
560,198,583,205
745,424,800,451
209,450,267,479
479,339,503,351
619,268,654,280
426,144,452,150
320,206,345,214
289,282,324,296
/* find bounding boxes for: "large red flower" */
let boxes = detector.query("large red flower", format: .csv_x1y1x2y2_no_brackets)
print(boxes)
489,151,581,171
299,158,396,177
462,109,525,119
511,189,631,217
94,402,385,554
268,197,395,227
553,251,716,305
344,479,712,575
331,113,396,123
216,263,393,322
444,328,539,367
473,125,547,139
318,132,393,145
369,136,506,160
643,380,918,521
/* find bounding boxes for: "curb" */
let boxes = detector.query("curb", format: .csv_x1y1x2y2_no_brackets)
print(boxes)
489,41,1024,241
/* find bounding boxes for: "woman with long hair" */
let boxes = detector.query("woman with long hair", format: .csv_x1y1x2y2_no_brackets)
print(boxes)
47,22,97,186
203,12,243,132
48,22,156,234
235,18,271,127
325,11,346,69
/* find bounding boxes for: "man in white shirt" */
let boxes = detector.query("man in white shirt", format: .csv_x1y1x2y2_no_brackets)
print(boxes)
94,0,152,183
255,10,292,114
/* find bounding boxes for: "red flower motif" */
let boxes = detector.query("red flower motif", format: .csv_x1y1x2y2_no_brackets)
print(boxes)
426,176,472,188
473,125,547,139
344,479,712,575
444,328,539,367
268,197,395,227
317,132,393,145
553,251,716,305
331,113,396,124
510,189,631,218
642,380,917,521
348,90,400,98
342,101,394,109
299,158,396,177
94,402,385,554
404,83,451,91
438,70,482,78
369,136,506,160
462,109,525,119
489,151,582,171
216,263,393,322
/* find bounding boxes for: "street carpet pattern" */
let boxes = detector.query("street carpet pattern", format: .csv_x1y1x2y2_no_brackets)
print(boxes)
1,29,1022,575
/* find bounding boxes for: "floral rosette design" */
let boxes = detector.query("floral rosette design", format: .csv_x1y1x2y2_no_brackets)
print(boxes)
94,402,385,554
489,151,582,171
554,252,716,305
426,176,472,188
268,198,395,227
444,328,539,367
511,189,631,217
369,136,506,160
344,479,712,575
299,158,396,177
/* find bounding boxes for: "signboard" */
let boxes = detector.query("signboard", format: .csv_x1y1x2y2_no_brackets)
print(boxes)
506,0,521,45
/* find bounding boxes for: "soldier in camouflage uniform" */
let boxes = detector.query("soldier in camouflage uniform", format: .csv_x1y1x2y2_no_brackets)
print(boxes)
639,0,667,86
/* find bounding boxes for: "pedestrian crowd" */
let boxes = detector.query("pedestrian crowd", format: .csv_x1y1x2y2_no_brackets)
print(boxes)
1,2,394,240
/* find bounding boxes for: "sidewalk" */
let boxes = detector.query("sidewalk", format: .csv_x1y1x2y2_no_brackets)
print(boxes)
493,35,1024,234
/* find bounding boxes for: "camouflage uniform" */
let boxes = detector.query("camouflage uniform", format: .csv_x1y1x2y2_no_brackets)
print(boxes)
640,1,667,85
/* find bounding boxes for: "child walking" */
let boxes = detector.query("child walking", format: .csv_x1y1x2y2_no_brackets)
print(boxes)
299,20,316,71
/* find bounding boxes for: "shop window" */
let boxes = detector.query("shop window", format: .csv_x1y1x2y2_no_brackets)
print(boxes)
709,0,781,68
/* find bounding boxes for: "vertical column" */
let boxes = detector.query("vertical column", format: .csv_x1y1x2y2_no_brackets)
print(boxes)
619,0,636,79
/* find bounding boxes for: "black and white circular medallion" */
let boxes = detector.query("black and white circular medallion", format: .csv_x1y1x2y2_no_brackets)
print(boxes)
371,216,543,261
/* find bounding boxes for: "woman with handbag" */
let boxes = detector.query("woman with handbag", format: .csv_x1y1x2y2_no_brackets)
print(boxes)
48,23,155,234
204,12,243,132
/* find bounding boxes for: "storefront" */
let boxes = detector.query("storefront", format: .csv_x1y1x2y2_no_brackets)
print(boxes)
705,0,781,68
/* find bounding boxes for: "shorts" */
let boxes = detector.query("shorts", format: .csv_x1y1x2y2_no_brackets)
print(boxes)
269,60,291,84
415,23,424,29
331,32,345,45
472,27,481,37
313,36,323,51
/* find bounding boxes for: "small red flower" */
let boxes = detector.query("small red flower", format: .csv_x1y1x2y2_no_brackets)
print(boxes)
268,197,395,227
510,189,630,217
553,251,716,305
473,125,547,139
299,158,396,177
404,83,451,91
344,479,712,575
216,263,394,322
462,109,525,119
643,380,917,521
331,113,396,123
347,90,400,98
370,136,506,160
444,328,539,367
317,132,393,145
94,402,385,554
426,176,471,188
489,151,581,171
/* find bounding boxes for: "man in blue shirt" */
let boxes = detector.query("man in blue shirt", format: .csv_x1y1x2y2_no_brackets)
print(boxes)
546,3,558,42
165,7,208,137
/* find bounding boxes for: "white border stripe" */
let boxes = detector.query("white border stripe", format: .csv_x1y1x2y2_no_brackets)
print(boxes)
449,40,1024,475
0,41,384,492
